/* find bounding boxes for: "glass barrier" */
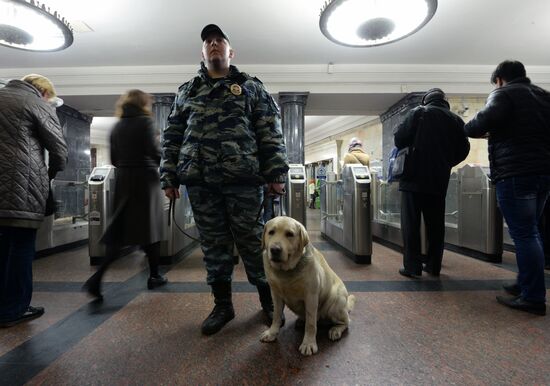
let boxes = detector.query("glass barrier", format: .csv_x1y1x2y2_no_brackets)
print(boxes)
51,179,88,224
322,180,344,226
373,178,401,226
181,187,195,228
445,172,458,227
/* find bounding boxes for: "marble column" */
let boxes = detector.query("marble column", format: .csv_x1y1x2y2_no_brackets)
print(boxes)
152,94,175,138
278,92,309,165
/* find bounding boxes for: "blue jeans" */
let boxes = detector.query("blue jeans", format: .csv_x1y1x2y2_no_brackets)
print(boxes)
496,175,550,304
0,227,37,321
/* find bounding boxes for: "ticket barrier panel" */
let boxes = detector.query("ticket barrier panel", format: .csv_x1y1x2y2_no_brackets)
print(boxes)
159,186,200,264
444,164,502,262
321,164,372,263
370,174,428,255
285,164,307,227
88,166,116,264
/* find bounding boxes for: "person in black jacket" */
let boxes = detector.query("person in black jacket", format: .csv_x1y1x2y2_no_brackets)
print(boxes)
83,90,167,300
0,74,67,327
465,61,550,316
394,88,470,278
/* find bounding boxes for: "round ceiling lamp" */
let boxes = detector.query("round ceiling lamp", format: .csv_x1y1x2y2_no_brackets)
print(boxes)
319,0,437,47
0,0,73,51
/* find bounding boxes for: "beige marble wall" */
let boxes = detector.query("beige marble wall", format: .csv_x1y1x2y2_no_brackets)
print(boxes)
338,119,383,162
306,95,492,172
92,144,111,167
448,96,490,169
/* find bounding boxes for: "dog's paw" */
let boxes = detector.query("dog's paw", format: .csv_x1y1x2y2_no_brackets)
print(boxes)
328,325,346,341
260,329,278,343
299,341,318,356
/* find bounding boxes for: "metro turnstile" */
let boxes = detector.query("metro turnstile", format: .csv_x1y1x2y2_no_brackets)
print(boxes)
444,164,502,262
88,165,117,264
371,174,428,255
320,164,372,264
159,185,199,264
285,164,307,226
36,179,89,254
88,165,199,265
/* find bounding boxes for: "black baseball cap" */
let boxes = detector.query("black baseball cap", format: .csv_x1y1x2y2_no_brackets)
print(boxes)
201,24,230,42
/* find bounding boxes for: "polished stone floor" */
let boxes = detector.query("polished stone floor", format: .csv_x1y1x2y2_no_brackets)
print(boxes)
1,209,549,385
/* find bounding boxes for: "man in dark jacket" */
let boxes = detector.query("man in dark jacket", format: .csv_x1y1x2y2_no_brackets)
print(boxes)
160,25,289,335
0,74,67,327
465,60,550,316
394,88,470,278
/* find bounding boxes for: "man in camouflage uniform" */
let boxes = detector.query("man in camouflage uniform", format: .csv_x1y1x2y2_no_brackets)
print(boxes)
160,24,289,335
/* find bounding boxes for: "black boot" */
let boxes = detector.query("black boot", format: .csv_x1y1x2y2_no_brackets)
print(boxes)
257,283,285,327
201,281,235,335
145,242,167,290
82,273,103,300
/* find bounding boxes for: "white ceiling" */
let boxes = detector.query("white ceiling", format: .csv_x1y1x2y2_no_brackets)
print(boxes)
4,0,550,144
2,0,550,67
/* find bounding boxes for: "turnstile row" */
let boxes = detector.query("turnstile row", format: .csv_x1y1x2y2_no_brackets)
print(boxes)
372,164,504,263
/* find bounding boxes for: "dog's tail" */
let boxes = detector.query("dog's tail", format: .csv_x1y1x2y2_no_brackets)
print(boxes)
347,294,356,312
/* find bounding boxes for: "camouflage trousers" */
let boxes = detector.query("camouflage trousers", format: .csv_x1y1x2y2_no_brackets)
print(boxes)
187,185,267,286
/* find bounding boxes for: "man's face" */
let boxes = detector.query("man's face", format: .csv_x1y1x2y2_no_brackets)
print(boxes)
201,33,234,71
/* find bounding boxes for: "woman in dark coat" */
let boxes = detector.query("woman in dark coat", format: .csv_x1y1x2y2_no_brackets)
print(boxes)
83,90,167,299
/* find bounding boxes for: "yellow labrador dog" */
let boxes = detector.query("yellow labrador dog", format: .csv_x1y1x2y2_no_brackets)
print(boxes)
260,216,355,356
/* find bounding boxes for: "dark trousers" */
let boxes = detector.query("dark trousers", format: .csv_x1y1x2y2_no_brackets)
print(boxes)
309,194,316,208
0,227,37,321
540,198,550,267
496,175,550,303
187,185,266,286
401,191,446,275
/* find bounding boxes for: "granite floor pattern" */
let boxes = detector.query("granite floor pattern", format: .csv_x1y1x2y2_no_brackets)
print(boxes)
0,209,549,385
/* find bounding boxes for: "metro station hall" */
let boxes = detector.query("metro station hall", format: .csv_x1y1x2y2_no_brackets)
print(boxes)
1,0,549,385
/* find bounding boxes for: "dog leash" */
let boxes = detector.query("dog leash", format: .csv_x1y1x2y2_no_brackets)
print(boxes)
168,189,286,244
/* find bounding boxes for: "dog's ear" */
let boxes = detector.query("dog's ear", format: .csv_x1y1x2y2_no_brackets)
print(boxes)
297,221,310,251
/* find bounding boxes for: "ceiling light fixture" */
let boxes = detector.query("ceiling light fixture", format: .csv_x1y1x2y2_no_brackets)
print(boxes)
319,0,437,47
0,0,73,51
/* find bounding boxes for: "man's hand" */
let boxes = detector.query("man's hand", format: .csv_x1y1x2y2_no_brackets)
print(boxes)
267,183,286,196
164,187,181,200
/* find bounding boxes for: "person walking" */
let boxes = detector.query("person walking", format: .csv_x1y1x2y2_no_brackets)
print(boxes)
0,74,67,327
160,25,289,335
83,90,167,300
394,88,470,278
465,60,550,315
308,180,317,209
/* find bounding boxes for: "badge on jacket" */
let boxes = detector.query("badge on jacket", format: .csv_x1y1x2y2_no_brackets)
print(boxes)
230,84,242,96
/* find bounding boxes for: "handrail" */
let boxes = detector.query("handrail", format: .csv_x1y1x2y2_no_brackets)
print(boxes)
52,180,88,186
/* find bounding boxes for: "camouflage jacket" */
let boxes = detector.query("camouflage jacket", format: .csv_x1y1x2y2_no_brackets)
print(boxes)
160,63,289,188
